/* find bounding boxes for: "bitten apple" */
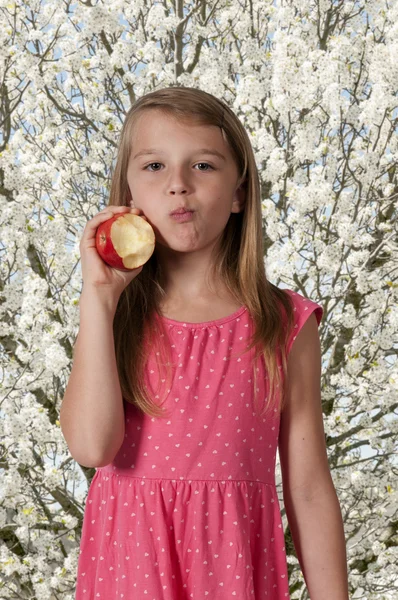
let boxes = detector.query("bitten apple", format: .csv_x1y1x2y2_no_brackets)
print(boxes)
95,213,155,271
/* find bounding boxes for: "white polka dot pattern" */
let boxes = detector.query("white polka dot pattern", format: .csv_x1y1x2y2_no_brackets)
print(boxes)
74,289,323,598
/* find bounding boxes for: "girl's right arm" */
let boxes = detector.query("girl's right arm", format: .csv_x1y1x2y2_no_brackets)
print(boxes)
59,205,148,468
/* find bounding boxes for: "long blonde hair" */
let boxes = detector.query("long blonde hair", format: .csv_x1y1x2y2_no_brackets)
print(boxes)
107,85,294,420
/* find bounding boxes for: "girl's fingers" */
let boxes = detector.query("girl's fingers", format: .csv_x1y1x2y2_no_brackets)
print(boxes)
98,206,131,215
98,207,147,220
81,207,148,243
88,206,132,225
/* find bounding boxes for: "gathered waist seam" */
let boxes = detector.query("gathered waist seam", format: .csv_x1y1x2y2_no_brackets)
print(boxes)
97,468,276,487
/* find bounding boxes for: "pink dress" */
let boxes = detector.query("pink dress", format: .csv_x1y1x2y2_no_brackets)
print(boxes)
75,288,323,599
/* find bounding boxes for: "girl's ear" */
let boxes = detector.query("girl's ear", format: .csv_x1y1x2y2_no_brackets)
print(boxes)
126,186,134,206
232,182,246,213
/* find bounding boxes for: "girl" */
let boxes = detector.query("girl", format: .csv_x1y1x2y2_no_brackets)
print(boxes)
61,86,349,599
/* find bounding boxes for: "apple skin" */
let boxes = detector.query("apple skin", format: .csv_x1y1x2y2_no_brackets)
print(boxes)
95,213,155,272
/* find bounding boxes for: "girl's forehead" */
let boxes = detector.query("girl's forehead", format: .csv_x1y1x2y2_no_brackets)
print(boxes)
130,112,229,154
133,110,214,135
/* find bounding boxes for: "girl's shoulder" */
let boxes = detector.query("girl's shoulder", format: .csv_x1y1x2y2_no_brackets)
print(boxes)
280,288,324,356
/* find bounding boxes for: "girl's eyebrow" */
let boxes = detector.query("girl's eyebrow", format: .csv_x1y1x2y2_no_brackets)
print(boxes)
133,148,226,162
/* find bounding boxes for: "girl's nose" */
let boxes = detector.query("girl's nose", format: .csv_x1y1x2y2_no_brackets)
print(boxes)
168,187,188,195
166,165,192,190
167,176,190,195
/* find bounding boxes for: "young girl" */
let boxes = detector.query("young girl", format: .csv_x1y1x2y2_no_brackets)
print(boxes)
61,86,349,599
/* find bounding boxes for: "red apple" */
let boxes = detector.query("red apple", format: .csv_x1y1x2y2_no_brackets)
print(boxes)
95,213,155,271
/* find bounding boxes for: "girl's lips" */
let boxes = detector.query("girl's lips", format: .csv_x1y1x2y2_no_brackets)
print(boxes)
170,210,195,223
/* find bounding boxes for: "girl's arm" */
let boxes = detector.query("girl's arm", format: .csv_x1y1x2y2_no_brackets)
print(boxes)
59,289,125,468
278,313,350,600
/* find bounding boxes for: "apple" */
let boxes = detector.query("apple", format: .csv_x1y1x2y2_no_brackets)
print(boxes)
95,213,155,271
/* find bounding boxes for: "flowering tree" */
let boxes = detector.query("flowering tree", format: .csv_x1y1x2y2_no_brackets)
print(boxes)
0,0,397,598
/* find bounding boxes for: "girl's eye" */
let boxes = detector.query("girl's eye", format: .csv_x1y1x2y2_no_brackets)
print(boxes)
144,162,214,172
144,163,161,172
197,163,213,171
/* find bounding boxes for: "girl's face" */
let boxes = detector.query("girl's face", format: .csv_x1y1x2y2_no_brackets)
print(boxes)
126,110,245,254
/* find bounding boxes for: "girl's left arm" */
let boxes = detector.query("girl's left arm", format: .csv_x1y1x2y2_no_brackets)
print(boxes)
278,312,350,600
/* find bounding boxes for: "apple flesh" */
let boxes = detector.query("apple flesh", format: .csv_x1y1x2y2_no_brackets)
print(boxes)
95,213,155,271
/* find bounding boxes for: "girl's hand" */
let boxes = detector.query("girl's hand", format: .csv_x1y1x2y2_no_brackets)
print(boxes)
79,206,149,303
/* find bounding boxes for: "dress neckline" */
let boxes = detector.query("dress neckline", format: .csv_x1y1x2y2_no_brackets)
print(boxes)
159,305,247,328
